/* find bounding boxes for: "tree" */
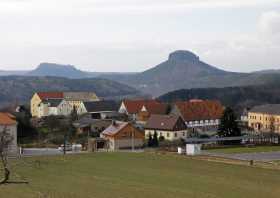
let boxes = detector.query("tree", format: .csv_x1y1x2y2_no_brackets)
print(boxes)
147,133,153,147
218,107,241,138
0,127,13,184
68,106,79,141
152,131,159,147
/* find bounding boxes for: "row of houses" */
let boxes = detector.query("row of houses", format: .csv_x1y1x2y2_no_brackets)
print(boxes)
29,92,226,150
119,99,224,131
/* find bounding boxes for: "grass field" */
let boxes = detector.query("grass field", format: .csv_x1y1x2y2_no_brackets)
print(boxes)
1,152,280,198
207,145,280,154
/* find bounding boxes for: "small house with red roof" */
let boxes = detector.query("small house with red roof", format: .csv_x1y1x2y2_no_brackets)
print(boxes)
0,112,18,154
118,99,168,123
101,121,144,150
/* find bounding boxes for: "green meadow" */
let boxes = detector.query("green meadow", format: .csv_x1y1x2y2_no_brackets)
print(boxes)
0,152,279,198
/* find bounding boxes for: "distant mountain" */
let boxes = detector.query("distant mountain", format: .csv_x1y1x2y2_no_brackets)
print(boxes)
158,83,280,114
101,50,280,96
27,63,91,78
1,50,280,97
0,76,141,107
0,70,28,76
252,69,280,74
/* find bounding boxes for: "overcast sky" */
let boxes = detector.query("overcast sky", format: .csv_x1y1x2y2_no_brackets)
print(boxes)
0,0,280,72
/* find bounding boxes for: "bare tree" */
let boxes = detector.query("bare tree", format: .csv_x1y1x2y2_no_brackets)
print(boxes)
0,127,13,184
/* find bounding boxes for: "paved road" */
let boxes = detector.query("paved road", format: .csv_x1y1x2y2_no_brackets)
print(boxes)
22,148,66,156
203,151,280,162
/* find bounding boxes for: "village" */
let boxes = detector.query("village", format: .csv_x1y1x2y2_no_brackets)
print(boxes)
1,91,280,157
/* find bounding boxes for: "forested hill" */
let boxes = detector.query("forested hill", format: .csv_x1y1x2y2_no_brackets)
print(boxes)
0,76,140,107
158,83,280,113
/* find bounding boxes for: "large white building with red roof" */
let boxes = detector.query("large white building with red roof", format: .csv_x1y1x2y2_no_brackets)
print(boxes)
31,92,99,118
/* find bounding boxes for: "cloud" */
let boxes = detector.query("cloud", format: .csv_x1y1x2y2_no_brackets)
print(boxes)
259,11,280,39
0,0,278,16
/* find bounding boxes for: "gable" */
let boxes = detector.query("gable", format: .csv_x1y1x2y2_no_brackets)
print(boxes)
114,124,144,139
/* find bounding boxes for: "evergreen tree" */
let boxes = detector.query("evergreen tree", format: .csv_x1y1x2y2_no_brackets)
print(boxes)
69,106,79,140
152,131,159,147
147,133,153,147
218,107,241,138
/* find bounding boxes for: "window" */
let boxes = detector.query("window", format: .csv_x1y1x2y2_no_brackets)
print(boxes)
174,133,177,137
182,132,185,136
167,133,170,137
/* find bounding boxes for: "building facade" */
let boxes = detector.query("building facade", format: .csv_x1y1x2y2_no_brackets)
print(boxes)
248,104,280,133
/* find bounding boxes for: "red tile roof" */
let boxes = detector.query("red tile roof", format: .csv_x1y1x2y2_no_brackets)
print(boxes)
142,103,168,115
175,100,224,121
123,100,165,114
0,112,17,125
37,92,64,100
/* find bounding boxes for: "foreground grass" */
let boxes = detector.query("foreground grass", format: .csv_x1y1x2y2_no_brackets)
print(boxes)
207,145,280,154
0,152,280,198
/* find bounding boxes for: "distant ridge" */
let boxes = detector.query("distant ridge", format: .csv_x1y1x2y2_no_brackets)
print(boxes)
27,63,89,78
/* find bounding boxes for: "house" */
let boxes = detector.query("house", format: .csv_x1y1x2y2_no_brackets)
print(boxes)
0,113,18,154
145,114,188,141
101,121,144,150
248,104,280,133
81,101,119,119
119,99,168,122
31,91,99,117
38,99,64,118
170,99,224,132
31,92,63,117
73,115,112,135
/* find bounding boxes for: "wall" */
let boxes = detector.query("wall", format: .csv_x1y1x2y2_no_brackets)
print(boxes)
145,129,187,141
108,138,143,150
31,93,41,117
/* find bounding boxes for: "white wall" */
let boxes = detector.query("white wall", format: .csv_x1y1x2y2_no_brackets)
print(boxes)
145,129,187,141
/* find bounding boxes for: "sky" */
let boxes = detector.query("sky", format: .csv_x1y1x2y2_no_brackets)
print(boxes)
0,0,280,72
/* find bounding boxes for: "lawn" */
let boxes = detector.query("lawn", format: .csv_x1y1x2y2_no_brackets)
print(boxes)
0,152,280,198
207,145,280,154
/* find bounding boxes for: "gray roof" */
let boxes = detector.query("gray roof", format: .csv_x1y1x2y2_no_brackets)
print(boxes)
250,104,280,115
41,99,63,107
83,101,119,113
64,92,99,101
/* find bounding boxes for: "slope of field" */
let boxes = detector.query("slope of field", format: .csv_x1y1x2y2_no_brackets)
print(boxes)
1,152,280,198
